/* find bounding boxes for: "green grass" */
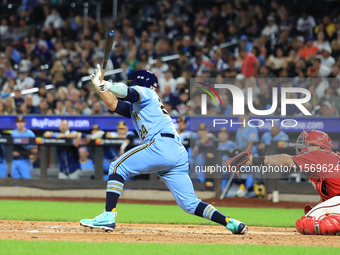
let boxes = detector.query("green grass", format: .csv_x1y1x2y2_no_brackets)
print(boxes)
0,200,302,227
0,240,339,255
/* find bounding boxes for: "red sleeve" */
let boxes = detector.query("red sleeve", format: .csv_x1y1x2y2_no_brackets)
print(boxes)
292,151,319,170
292,151,340,179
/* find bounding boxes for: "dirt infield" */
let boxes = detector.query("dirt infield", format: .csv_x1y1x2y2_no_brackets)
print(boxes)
0,220,339,246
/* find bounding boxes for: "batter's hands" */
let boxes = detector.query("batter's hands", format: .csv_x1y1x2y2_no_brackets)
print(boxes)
91,64,109,92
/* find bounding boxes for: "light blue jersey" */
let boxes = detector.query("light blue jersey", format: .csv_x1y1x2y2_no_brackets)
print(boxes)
11,128,36,179
108,85,201,214
0,134,7,178
235,125,259,155
261,131,289,145
218,140,236,163
130,86,177,143
218,140,236,151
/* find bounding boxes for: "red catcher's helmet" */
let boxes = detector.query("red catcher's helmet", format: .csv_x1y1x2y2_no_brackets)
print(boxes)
296,130,332,154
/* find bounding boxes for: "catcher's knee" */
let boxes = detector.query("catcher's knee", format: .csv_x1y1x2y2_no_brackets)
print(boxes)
296,213,340,235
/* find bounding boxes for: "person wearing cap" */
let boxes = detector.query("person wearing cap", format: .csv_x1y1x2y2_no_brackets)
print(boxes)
298,36,319,60
106,121,135,157
192,123,216,182
176,117,198,145
43,120,82,179
320,45,335,69
11,117,37,179
16,66,35,90
239,35,253,53
261,15,278,37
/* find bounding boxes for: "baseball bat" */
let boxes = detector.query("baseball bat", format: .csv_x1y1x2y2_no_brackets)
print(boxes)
100,30,115,83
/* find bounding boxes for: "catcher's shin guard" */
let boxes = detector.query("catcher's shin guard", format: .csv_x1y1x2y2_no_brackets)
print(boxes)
296,213,340,235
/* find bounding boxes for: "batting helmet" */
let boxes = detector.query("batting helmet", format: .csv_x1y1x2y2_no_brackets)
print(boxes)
296,130,332,154
129,70,158,88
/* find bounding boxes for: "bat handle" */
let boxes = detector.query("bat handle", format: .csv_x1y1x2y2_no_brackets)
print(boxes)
100,69,105,83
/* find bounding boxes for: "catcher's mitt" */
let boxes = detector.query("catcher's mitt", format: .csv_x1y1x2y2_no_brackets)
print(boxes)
225,150,252,167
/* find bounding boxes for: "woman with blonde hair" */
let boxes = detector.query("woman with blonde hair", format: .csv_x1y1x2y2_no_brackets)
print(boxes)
4,97,17,114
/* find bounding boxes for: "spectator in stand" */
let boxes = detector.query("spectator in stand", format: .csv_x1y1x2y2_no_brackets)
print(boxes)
13,86,24,110
261,16,278,37
307,57,331,78
16,67,35,90
1,70,16,98
297,12,316,35
298,36,319,61
239,48,259,78
315,16,336,40
239,35,253,53
4,97,17,115
90,101,104,115
34,67,52,88
159,70,177,93
24,95,39,114
321,46,335,69
162,84,181,111
314,31,331,51
266,47,286,71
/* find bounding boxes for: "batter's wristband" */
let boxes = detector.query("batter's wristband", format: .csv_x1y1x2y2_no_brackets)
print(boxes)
253,156,265,166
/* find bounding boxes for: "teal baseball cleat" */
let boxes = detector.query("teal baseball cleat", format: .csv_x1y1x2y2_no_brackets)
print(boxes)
80,211,117,231
226,219,248,234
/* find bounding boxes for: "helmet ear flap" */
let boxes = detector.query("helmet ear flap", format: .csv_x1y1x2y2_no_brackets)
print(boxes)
296,130,309,155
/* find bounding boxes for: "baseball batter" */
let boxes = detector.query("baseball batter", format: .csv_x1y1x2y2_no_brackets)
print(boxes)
80,65,248,234
235,130,340,235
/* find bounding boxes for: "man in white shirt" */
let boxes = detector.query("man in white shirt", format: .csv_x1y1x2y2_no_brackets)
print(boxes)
16,67,35,90
261,16,278,37
297,12,316,34
321,46,335,70
158,70,177,93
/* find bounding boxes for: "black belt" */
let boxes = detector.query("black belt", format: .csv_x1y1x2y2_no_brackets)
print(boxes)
161,133,175,139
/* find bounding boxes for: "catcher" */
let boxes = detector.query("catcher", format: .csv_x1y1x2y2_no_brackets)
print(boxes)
225,130,340,235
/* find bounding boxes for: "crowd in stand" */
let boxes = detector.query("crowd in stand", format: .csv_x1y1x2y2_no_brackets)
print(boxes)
0,0,340,117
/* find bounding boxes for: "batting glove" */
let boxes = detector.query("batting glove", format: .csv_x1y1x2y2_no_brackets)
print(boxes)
90,64,109,92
